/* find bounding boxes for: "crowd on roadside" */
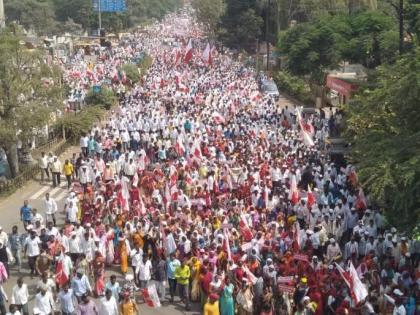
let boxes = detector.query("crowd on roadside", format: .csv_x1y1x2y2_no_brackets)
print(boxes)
0,7,418,315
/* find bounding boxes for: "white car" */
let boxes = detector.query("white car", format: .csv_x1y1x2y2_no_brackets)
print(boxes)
261,79,280,99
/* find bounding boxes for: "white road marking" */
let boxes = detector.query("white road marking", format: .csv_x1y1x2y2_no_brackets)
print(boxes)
28,186,50,200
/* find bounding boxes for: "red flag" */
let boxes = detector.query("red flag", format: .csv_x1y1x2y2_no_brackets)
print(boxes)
239,214,253,242
55,254,69,286
202,43,212,65
289,174,299,205
336,262,368,305
174,49,181,66
175,136,185,156
184,39,193,64
307,185,315,209
142,284,161,307
356,187,367,210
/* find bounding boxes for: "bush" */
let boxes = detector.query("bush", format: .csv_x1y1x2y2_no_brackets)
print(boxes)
85,87,117,110
58,106,105,141
137,54,153,75
121,63,141,83
274,71,313,105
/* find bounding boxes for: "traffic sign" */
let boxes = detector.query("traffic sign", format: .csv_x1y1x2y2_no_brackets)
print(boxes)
93,0,126,12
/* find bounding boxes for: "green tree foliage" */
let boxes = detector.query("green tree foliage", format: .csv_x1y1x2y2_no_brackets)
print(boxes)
273,71,312,104
4,0,57,34
345,48,420,234
279,16,344,81
121,64,141,83
218,0,263,48
191,0,226,36
4,0,182,35
279,11,398,80
58,106,105,141
85,87,117,110
0,26,64,177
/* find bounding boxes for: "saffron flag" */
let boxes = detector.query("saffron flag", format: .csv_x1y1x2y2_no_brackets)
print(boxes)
296,106,315,147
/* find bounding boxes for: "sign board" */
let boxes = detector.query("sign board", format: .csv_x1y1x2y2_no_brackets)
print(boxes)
221,223,233,230
278,284,295,293
93,85,102,94
277,276,295,284
93,0,126,12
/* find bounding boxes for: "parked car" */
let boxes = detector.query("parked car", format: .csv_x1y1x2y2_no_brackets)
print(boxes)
260,79,280,99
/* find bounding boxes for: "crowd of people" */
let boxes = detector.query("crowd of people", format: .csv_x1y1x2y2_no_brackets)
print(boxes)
0,7,418,315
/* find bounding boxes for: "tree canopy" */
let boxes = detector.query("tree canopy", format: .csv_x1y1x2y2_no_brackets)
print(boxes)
278,11,398,81
345,48,420,234
0,26,64,177
4,0,183,35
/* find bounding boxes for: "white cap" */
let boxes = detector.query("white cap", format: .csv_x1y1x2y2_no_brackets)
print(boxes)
393,289,404,296
125,274,134,281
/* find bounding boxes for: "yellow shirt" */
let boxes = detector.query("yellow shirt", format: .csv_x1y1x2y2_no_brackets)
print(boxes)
63,163,74,176
120,301,137,315
204,301,220,315
175,265,190,285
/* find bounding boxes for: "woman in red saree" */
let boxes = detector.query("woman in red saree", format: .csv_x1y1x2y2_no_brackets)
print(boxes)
93,250,106,296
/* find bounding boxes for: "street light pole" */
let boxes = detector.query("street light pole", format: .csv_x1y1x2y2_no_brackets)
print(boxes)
266,0,271,72
0,0,5,28
98,0,102,33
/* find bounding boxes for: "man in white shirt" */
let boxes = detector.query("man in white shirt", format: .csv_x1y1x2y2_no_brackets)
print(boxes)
66,201,79,225
98,289,119,315
130,246,143,285
44,193,57,226
11,277,29,315
0,227,8,248
39,152,50,183
34,286,55,315
57,283,76,315
136,255,152,288
24,231,41,276
50,156,62,188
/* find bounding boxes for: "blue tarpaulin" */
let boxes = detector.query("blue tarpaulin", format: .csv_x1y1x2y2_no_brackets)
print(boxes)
93,0,126,12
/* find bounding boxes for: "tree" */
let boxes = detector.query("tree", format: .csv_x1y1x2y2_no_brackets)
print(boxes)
278,15,345,82
0,26,63,177
191,0,226,36
345,48,420,234
5,0,57,35
219,0,263,49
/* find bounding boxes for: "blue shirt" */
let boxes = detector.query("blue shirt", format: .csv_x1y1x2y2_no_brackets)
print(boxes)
166,259,180,279
58,289,75,313
20,205,32,221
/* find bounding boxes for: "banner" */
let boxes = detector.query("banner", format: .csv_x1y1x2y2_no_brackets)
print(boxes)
278,284,295,293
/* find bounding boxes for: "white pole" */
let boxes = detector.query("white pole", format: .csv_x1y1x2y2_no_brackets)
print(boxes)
0,0,5,28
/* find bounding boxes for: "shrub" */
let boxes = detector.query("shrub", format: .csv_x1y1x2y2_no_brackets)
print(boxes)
274,71,313,105
58,106,105,141
121,63,141,83
85,87,117,110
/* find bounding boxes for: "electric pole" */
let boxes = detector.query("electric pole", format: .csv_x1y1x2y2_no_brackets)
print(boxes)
0,0,5,28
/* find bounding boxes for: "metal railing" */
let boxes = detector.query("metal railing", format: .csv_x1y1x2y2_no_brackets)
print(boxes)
0,138,69,195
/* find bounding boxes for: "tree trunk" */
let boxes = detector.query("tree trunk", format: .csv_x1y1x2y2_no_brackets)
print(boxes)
5,143,19,178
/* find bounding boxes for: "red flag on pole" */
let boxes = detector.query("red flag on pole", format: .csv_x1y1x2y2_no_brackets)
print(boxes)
307,185,315,209
202,43,212,65
289,174,299,205
184,39,193,64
